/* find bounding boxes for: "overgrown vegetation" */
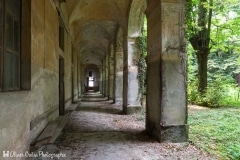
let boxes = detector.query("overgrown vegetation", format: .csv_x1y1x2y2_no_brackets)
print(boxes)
187,0,240,93
187,0,240,107
136,17,147,96
188,42,240,107
136,36,147,96
189,107,240,159
184,0,240,158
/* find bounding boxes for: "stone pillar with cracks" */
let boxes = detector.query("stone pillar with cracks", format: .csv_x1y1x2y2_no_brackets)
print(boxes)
108,44,115,101
125,37,142,114
115,28,124,104
146,0,188,142
104,54,109,98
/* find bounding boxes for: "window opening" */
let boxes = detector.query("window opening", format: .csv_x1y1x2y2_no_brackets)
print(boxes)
0,0,21,91
88,76,94,87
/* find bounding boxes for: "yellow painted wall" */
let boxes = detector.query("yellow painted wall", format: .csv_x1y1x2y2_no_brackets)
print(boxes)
0,0,79,158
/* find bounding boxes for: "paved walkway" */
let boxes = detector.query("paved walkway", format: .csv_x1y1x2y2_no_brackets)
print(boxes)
54,92,215,160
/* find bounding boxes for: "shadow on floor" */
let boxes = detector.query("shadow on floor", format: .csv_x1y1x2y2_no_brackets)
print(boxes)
75,105,122,114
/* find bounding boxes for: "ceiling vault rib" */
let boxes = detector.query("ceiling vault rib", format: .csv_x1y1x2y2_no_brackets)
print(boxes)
65,0,132,66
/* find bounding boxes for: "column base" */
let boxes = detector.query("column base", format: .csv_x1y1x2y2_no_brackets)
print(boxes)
115,98,123,104
125,105,142,115
146,120,188,143
109,97,114,100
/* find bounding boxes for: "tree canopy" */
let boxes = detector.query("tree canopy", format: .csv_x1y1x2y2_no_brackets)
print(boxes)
187,0,240,92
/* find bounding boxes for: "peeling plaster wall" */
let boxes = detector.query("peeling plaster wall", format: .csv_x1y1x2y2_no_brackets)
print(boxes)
30,0,59,142
0,91,31,157
0,0,76,157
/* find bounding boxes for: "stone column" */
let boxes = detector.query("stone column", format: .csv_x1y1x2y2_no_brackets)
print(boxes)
108,44,115,100
99,68,103,94
80,66,85,94
146,0,188,142
101,65,105,96
105,55,109,98
126,37,141,113
96,66,100,92
77,59,81,97
115,28,123,104
122,32,128,114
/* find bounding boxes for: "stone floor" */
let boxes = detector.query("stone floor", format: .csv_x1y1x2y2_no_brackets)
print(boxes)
51,92,215,160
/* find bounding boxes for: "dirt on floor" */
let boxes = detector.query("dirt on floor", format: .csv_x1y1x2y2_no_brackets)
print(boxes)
188,105,211,113
52,94,216,160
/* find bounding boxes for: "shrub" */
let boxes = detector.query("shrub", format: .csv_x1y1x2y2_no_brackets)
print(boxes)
203,76,225,107
188,75,227,107
188,79,200,104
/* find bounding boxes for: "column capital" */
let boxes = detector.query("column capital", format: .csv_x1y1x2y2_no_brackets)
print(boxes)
145,0,160,17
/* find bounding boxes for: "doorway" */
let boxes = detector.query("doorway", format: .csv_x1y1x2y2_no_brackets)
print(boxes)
59,55,65,116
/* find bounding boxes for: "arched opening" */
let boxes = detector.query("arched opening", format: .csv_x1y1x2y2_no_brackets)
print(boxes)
127,0,147,114
84,64,100,92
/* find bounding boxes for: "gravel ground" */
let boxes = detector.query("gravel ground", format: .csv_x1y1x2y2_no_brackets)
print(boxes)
54,93,216,160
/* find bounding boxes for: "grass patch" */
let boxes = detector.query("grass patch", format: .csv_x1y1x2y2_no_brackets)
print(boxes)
220,96,240,107
189,107,240,159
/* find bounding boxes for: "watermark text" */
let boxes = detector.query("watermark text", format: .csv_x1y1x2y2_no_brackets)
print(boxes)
2,150,67,159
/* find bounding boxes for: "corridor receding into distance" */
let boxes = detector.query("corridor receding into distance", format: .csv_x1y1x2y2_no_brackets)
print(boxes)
0,0,191,159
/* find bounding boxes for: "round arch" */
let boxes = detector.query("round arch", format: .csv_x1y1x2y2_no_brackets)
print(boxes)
128,0,147,38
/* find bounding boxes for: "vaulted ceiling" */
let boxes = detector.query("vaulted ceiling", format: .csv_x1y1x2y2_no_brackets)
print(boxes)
63,0,133,66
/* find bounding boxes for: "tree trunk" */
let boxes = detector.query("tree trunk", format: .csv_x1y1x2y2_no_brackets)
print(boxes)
188,0,213,94
196,49,208,93
189,29,210,93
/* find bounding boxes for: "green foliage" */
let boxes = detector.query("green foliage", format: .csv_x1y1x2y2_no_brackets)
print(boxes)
187,44,198,81
220,91,240,108
189,107,240,159
188,79,201,104
186,0,240,92
188,76,225,107
210,0,240,54
203,76,225,107
137,51,146,95
186,2,240,158
188,74,240,108
186,0,240,50
208,51,240,79
187,36,240,108
136,17,147,95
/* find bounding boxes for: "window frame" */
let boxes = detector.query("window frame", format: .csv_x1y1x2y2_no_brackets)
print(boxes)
0,0,22,91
